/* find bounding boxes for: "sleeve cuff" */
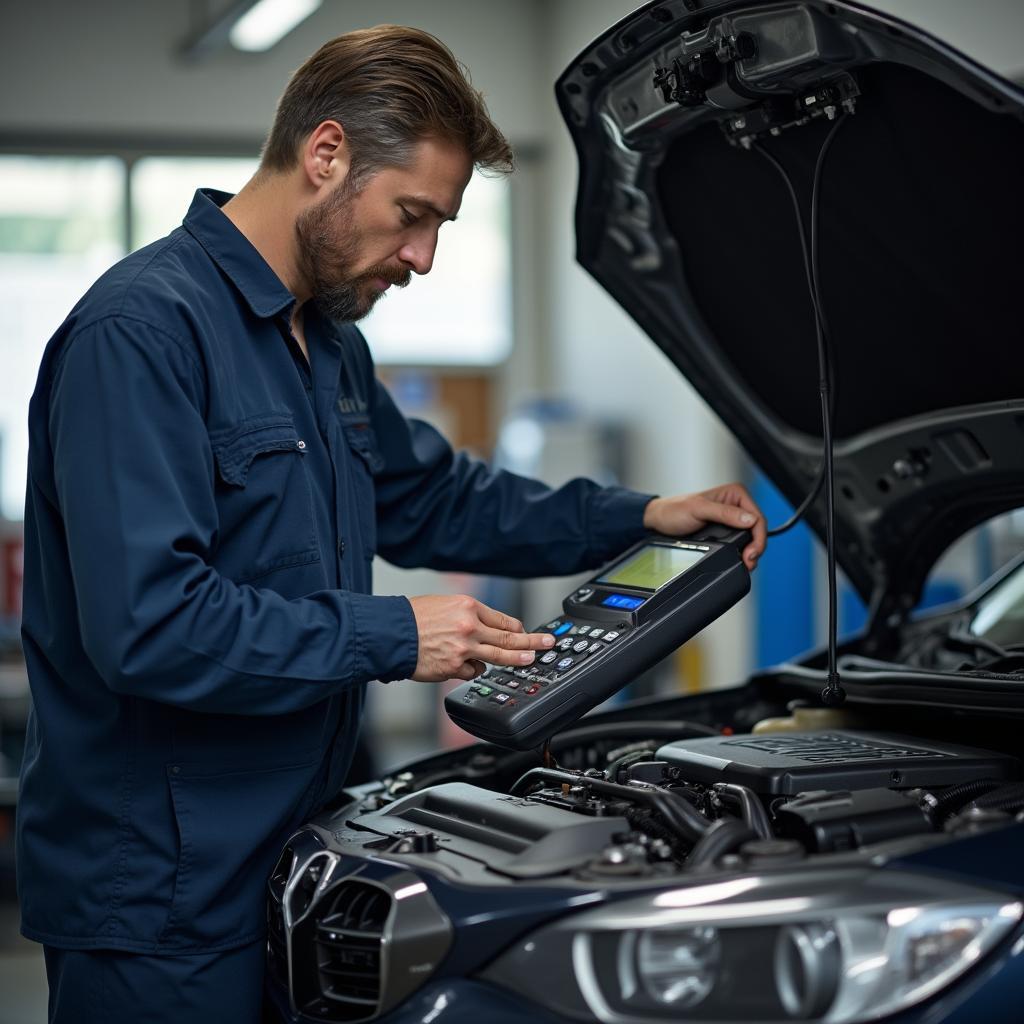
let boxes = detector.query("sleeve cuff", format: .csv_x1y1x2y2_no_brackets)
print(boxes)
349,593,419,683
587,487,657,565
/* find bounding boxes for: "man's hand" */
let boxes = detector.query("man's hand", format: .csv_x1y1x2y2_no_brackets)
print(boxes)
643,482,766,570
408,595,556,682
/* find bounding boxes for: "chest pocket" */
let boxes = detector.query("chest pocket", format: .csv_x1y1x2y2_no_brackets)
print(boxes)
209,415,319,584
341,421,383,559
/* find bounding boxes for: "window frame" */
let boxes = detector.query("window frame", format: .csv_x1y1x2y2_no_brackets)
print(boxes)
0,132,263,255
0,134,530,370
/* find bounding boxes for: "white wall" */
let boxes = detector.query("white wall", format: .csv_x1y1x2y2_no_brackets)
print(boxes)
0,0,547,144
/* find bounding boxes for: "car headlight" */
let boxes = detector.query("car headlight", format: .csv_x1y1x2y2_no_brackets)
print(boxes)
481,870,1021,1022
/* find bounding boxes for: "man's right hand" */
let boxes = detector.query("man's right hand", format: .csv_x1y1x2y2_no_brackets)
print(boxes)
408,595,556,682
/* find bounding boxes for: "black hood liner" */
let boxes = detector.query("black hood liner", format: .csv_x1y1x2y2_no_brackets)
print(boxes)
657,61,1024,441
557,0,1024,616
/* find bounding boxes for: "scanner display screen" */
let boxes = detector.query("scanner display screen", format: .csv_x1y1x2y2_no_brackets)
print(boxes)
598,544,704,592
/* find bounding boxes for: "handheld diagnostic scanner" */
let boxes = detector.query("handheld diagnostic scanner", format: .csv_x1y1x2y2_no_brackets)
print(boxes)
444,525,752,749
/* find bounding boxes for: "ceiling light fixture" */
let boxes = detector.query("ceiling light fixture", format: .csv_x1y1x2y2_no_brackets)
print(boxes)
180,0,322,60
230,0,323,52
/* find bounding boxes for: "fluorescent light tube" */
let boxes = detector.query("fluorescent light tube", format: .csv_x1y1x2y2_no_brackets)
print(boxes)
229,0,322,52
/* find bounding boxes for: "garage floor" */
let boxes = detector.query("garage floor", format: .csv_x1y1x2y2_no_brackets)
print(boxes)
0,901,47,1023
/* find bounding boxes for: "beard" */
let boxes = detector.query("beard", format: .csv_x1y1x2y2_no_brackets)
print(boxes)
294,180,412,323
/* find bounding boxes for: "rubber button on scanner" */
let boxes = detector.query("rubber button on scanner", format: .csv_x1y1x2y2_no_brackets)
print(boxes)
476,685,493,696
540,651,558,664
556,657,575,671
553,622,573,636
572,639,590,653
525,685,540,695
492,693,513,705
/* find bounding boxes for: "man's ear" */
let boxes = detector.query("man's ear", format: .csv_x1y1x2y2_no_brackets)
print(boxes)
301,120,351,193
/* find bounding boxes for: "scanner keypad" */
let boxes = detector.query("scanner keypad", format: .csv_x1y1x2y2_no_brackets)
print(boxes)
472,617,631,702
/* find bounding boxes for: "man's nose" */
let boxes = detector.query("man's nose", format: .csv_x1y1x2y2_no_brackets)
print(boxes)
397,234,437,276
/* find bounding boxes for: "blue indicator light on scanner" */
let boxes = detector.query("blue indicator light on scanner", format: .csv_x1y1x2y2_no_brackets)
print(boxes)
602,594,644,610
553,622,573,635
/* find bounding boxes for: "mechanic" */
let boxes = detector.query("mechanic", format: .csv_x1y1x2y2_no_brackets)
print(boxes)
16,25,766,1024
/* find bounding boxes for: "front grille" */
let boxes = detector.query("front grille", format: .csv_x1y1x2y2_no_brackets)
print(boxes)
314,881,391,1020
273,844,450,1024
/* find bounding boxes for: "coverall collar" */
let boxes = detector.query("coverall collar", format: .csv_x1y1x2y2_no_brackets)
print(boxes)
183,188,295,320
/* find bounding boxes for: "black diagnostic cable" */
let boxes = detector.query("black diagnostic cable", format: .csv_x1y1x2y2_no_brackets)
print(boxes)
751,146,824,538
752,114,848,705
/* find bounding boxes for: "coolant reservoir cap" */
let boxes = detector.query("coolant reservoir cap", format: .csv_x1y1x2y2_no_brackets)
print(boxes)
739,838,805,867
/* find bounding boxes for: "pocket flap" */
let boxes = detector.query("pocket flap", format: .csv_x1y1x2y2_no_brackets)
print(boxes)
211,416,305,487
343,422,385,475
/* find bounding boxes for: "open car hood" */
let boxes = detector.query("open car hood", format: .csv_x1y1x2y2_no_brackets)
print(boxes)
556,0,1024,633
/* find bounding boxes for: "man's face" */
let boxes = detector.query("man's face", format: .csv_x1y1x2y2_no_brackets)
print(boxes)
295,135,473,322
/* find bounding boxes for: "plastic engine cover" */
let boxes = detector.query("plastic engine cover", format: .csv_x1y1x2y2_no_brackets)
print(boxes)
655,730,1019,795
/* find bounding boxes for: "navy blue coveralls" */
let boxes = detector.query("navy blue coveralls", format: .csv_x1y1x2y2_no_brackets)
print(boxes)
16,189,653,1022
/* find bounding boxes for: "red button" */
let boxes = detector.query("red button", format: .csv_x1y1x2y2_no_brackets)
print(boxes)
525,684,540,695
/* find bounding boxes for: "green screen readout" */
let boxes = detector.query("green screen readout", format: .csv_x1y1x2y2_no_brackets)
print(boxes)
598,545,705,591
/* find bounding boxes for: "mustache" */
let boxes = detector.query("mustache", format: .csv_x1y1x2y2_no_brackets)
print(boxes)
361,264,412,289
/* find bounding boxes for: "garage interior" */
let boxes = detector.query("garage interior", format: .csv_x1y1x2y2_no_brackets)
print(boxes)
1,1,1023,1020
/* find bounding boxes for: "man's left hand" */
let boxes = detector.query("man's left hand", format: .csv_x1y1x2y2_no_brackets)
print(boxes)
643,483,766,570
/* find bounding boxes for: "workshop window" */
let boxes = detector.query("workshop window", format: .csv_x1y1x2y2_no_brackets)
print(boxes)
130,162,513,366
359,170,512,367
130,156,258,250
0,156,125,520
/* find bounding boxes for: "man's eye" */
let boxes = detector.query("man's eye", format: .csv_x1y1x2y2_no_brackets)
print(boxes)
399,206,417,227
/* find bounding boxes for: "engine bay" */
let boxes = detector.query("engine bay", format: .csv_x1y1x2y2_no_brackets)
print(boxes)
321,716,1024,886
270,690,1024,1021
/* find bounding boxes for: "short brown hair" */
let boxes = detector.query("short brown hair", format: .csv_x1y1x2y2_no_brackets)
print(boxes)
261,25,514,179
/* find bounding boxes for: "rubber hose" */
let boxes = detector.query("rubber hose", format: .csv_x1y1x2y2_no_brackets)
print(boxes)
713,783,773,840
968,795,1024,815
510,766,710,842
606,749,658,783
969,783,1024,813
687,819,758,869
932,779,1003,819
626,808,683,850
